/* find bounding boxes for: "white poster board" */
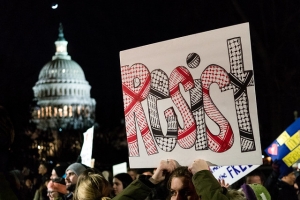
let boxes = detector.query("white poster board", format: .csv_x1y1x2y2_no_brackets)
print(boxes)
210,165,260,185
120,23,262,168
80,126,94,167
113,162,128,176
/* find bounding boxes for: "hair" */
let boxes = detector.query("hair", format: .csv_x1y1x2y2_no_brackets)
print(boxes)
166,166,197,200
39,161,49,170
246,169,265,184
73,168,111,200
167,166,193,190
114,173,133,189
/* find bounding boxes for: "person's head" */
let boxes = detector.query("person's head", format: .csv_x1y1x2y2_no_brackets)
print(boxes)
139,168,155,176
167,166,198,200
38,162,48,176
8,170,22,190
65,163,87,192
73,168,111,200
113,173,133,195
127,168,137,180
245,169,265,185
47,180,67,200
280,167,296,185
240,183,271,200
25,178,33,188
51,165,66,184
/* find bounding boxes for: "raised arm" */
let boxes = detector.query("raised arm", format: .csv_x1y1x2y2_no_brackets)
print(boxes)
113,159,178,200
189,159,230,200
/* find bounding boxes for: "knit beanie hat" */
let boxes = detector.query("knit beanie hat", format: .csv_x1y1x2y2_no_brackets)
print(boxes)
47,180,67,194
66,163,86,176
241,183,271,200
279,166,294,179
114,173,133,189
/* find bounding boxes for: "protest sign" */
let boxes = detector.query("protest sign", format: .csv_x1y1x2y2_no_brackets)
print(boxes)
113,162,128,176
265,118,300,168
80,126,94,167
120,23,262,168
210,165,259,185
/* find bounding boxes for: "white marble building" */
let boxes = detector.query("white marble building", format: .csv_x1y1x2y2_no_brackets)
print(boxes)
32,24,96,130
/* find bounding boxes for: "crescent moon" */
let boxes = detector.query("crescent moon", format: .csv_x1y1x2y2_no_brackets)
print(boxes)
52,4,58,9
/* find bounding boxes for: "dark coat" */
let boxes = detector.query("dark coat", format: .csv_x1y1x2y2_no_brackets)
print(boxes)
265,170,298,200
275,180,298,200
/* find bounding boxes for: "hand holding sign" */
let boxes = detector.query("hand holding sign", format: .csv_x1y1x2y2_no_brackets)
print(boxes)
188,159,210,174
151,159,179,184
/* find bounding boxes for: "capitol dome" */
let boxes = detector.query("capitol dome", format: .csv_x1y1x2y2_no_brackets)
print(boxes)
38,59,86,82
31,24,96,130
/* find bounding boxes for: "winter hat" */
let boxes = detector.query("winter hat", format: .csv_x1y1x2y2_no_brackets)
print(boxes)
279,166,294,179
47,180,67,194
66,163,87,176
114,173,133,189
241,183,271,200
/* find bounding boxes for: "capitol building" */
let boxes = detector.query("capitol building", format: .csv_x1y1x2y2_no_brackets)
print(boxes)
29,24,96,159
31,24,96,131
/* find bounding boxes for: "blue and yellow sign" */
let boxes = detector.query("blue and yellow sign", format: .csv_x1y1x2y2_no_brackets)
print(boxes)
265,118,300,167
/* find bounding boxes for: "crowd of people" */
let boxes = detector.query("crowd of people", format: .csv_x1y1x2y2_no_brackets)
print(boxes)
1,107,300,200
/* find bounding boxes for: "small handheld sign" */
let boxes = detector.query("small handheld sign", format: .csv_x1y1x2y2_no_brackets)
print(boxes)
80,126,94,167
265,118,300,168
210,165,260,185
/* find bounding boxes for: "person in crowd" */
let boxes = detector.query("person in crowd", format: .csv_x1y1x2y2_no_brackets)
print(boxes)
33,162,50,200
23,177,35,200
127,168,138,180
112,159,248,200
50,165,67,184
7,169,26,200
112,173,133,196
245,169,265,185
33,179,50,200
47,180,67,200
141,169,155,176
264,159,297,200
22,164,34,182
73,168,111,200
295,174,300,200
0,106,18,200
64,162,88,200
35,162,49,190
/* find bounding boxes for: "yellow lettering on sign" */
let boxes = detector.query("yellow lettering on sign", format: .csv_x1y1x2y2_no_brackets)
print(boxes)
285,131,300,151
277,131,290,145
283,145,300,167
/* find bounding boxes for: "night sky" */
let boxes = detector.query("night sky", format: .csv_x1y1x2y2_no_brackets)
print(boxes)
2,1,300,150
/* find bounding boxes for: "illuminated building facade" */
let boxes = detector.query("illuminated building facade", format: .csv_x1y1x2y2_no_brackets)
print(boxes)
31,24,96,131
